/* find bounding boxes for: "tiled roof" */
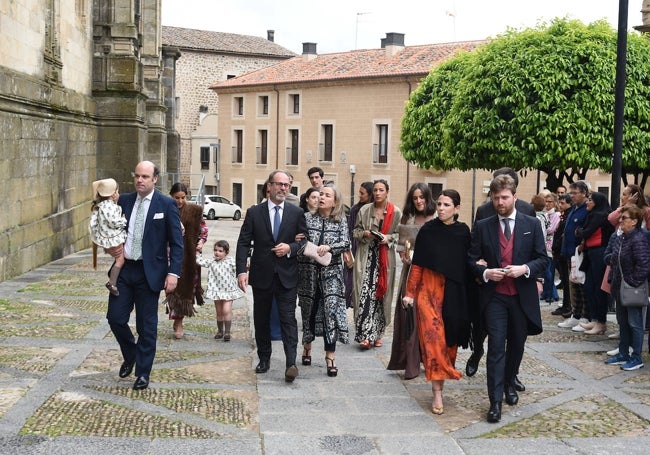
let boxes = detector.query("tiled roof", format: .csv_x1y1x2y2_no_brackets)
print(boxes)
161,26,296,58
209,41,485,89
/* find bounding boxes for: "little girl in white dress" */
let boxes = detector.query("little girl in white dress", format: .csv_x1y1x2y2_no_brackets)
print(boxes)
89,178,126,296
196,240,244,341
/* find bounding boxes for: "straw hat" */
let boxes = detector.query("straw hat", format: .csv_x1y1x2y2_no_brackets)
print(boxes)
92,178,118,197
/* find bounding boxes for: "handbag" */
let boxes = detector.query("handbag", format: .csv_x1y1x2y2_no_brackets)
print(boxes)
569,246,585,284
619,278,649,307
617,244,649,307
301,241,332,266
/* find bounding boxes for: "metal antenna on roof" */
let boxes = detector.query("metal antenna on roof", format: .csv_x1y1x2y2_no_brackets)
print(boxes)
355,12,371,49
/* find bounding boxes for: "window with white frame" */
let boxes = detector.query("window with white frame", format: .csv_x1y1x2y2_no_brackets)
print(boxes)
289,93,300,115
257,130,268,164
234,96,244,116
285,129,299,165
319,124,333,162
258,95,269,116
373,124,389,164
232,129,243,163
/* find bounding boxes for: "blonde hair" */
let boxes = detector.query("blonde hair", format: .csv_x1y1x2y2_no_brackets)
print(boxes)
322,184,345,222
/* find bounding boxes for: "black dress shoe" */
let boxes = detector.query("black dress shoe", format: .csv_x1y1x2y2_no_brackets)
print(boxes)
465,349,483,377
513,375,526,392
285,365,299,382
487,401,502,423
505,384,519,406
255,360,270,374
133,376,149,390
118,361,135,378
551,307,565,316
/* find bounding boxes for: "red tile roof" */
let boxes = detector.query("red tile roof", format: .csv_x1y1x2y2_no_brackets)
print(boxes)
209,41,485,89
162,26,295,58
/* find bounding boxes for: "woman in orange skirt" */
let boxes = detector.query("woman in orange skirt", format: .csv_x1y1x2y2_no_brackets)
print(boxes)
402,189,471,415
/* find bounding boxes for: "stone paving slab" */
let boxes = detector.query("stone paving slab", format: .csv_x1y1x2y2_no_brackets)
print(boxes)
2,219,650,454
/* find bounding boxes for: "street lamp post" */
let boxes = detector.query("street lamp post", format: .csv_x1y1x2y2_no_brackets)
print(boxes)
611,0,628,207
349,164,356,207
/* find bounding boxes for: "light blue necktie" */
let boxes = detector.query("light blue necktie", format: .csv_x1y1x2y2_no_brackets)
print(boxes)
273,205,281,242
131,198,146,259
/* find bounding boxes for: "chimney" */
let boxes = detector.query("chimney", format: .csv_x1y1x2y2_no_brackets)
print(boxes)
384,32,405,56
267,30,275,42
380,38,386,49
302,42,317,61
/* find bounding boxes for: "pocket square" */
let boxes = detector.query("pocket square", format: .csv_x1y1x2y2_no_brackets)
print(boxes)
153,212,165,219
523,231,531,235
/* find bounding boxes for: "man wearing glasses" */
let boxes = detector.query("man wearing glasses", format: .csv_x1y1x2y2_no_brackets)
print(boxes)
236,170,307,382
558,180,590,329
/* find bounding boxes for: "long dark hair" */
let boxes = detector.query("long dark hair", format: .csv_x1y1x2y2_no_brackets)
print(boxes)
170,182,188,195
356,181,374,206
299,187,320,212
401,182,436,222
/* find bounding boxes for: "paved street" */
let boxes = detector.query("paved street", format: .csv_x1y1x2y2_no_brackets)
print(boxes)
1,219,650,454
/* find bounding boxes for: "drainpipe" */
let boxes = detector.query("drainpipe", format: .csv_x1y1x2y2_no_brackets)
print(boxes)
274,86,280,169
405,78,413,190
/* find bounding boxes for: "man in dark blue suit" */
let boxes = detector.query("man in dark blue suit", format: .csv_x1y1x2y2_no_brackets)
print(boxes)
466,168,536,392
105,161,183,390
236,170,307,382
468,175,548,423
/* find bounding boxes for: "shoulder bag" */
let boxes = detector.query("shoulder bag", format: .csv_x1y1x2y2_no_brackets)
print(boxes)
617,243,649,307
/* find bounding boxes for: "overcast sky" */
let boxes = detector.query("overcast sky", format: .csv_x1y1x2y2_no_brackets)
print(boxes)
162,1,637,54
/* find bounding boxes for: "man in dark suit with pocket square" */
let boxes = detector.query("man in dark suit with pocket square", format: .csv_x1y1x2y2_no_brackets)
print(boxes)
236,170,307,382
105,161,183,390
466,168,536,390
468,175,548,423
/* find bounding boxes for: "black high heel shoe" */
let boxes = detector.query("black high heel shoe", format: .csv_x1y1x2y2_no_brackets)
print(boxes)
325,356,338,377
301,346,312,366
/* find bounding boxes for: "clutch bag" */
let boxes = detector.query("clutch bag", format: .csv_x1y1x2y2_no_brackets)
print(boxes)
301,241,332,266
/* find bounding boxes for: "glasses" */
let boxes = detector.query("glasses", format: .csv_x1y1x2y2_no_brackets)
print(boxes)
620,215,632,220
270,182,291,189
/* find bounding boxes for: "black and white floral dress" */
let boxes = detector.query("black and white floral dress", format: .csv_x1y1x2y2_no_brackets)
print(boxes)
298,212,350,346
89,200,127,248
196,255,244,301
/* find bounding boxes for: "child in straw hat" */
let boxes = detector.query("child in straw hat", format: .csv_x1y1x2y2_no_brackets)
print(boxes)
89,178,127,295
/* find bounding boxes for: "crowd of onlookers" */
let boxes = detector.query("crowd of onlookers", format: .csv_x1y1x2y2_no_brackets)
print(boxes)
92,161,650,421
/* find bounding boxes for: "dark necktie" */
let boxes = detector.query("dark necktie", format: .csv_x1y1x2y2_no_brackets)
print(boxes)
503,218,512,241
273,205,281,242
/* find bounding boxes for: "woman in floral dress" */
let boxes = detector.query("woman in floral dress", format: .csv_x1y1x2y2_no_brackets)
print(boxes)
298,184,350,376
352,179,401,350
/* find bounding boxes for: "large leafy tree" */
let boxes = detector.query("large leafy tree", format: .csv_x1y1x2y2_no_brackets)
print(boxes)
401,19,650,190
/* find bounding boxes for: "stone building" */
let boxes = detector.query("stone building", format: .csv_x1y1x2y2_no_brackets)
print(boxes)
161,26,294,194
208,33,504,221
208,29,632,222
0,0,174,281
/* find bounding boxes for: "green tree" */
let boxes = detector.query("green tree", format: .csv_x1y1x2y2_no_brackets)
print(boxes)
400,18,650,190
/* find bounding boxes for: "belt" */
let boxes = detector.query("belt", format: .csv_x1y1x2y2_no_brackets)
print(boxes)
125,258,143,263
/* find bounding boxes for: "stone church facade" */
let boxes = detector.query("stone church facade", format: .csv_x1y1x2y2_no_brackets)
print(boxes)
0,0,176,281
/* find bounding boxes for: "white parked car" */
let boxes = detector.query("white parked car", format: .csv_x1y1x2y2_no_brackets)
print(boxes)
203,195,242,220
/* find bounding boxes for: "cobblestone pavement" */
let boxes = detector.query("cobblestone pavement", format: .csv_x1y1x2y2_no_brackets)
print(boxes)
1,219,650,454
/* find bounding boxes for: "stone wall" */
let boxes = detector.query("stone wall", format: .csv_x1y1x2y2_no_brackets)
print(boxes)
175,51,290,177
0,67,97,281
0,0,173,282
